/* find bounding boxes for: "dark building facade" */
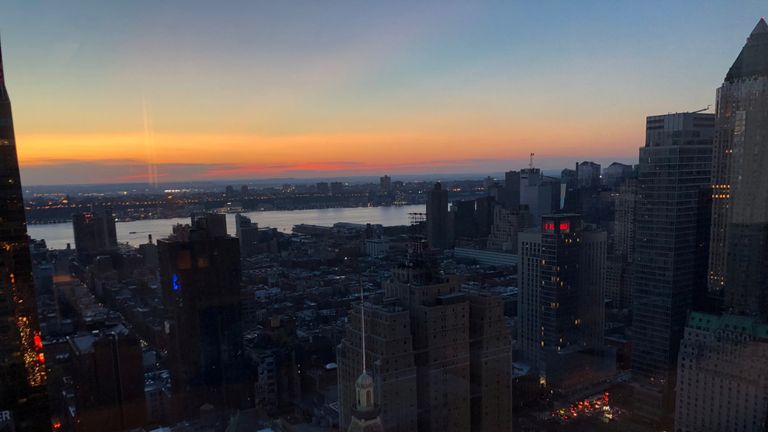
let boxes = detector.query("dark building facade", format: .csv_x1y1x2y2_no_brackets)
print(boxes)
67,328,146,432
0,40,49,431
426,182,450,249
159,214,247,417
631,112,714,428
72,208,118,264
502,170,521,210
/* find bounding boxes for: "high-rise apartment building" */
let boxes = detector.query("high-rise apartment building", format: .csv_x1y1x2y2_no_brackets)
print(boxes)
158,214,247,417
708,18,768,317
426,182,450,249
518,214,610,392
72,208,118,264
0,40,49,431
631,112,714,428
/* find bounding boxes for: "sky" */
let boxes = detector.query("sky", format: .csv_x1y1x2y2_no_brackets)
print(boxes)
1,0,765,185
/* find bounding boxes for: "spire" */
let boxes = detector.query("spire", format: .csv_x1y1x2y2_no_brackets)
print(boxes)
0,33,4,85
360,276,366,373
752,18,768,35
725,18,768,83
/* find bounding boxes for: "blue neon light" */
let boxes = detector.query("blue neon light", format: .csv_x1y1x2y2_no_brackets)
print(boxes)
172,274,181,292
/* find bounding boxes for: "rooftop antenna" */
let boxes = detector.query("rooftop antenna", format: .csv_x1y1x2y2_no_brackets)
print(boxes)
529,153,535,169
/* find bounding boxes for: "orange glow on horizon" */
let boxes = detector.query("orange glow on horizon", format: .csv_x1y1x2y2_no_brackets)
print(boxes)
15,123,641,180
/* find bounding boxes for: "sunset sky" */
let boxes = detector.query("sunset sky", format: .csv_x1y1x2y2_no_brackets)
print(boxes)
1,0,765,185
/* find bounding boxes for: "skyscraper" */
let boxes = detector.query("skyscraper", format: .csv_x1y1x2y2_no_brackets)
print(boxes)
631,112,714,428
0,40,49,431
518,214,610,392
158,214,247,417
708,18,768,317
72,207,118,264
501,170,521,210
426,182,450,249
674,19,768,432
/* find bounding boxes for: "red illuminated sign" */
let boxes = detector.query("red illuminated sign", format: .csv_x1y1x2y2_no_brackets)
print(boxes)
559,221,571,231
33,334,43,350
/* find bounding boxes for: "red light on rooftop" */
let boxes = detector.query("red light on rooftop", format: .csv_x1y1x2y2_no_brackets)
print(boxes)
37,352,45,364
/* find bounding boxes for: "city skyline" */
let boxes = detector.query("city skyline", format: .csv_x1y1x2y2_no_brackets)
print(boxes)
1,1,765,184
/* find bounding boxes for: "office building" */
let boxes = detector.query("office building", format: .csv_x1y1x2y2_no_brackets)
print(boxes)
235,213,258,257
675,312,768,432
520,168,560,223
518,214,611,392
0,39,49,431
158,213,247,417
501,170,521,210
426,182,450,249
631,112,714,428
72,208,118,264
709,18,768,317
602,162,633,188
576,161,601,188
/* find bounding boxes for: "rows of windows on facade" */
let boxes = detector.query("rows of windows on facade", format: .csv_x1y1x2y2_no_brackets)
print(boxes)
1,18,768,432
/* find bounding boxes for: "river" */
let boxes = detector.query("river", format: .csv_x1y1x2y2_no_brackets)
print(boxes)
28,204,425,249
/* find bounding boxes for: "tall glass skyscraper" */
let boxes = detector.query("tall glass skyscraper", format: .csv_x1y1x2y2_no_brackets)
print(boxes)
709,18,768,317
631,112,714,429
0,41,49,431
